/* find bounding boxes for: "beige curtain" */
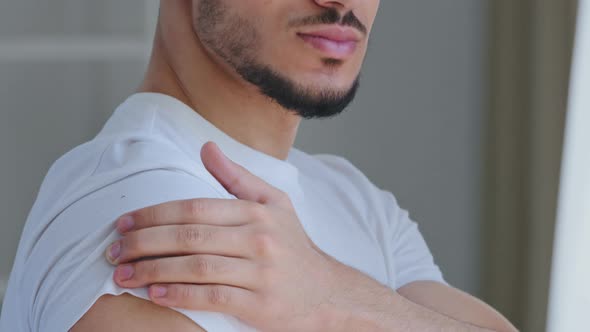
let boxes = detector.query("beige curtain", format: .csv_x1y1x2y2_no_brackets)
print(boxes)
483,1,578,331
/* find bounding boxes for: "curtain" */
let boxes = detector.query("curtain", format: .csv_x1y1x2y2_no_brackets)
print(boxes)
483,0,578,331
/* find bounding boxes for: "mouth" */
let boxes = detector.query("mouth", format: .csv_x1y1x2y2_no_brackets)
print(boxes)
296,26,361,59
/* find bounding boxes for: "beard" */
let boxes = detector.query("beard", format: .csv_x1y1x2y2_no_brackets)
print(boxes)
194,0,360,119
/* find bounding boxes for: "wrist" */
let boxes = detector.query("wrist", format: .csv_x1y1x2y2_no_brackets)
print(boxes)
319,284,400,332
314,255,400,332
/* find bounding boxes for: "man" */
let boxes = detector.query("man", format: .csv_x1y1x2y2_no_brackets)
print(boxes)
1,1,516,331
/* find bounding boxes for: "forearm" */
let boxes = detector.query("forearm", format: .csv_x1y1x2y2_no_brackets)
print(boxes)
341,291,496,332
324,286,501,332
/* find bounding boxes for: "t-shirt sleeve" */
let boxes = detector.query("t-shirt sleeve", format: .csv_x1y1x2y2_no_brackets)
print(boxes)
30,169,257,332
380,190,448,290
311,153,447,291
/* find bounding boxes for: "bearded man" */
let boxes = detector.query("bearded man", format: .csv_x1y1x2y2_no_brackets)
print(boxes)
1,1,516,331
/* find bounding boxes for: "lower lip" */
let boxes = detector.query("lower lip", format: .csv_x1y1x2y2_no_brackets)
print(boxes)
298,34,358,59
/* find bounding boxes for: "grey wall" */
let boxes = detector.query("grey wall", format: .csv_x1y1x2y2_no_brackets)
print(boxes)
0,0,487,303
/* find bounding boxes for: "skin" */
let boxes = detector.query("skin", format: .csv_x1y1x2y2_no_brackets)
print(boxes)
71,0,518,331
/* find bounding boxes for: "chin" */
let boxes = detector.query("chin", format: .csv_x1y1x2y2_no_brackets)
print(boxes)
301,76,357,93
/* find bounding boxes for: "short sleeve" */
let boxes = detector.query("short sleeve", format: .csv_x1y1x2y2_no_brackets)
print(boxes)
311,153,447,291
381,190,448,289
29,170,257,332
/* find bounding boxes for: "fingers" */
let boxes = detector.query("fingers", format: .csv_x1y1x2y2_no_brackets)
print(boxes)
200,141,290,207
149,283,259,318
107,224,256,264
114,254,259,291
116,198,262,233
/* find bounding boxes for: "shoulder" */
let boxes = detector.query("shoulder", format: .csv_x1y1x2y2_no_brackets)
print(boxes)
291,149,393,207
290,150,407,234
291,149,364,175
8,119,227,330
40,108,224,208
291,150,372,187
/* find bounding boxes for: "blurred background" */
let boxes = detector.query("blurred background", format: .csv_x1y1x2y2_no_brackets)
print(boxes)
0,1,583,331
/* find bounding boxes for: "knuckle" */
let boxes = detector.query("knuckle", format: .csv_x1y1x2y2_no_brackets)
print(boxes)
248,203,269,222
229,175,246,192
183,199,207,218
141,260,160,280
207,287,230,306
176,226,211,248
190,256,212,276
252,232,277,257
178,285,195,301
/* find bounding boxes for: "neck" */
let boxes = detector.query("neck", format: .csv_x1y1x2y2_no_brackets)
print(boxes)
137,3,301,161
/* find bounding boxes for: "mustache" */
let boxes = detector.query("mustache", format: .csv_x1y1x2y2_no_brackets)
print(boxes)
289,8,368,35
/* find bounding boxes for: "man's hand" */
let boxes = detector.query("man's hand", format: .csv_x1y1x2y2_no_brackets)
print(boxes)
104,141,389,332
104,142,517,332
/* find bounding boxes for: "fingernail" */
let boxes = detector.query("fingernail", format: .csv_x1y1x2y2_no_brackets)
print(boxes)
115,264,134,282
106,241,121,264
151,285,168,298
117,215,135,233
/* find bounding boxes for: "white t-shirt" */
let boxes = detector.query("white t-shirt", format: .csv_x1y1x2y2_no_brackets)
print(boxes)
0,92,446,332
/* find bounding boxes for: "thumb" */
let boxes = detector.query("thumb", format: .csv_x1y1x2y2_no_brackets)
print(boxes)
200,141,286,205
